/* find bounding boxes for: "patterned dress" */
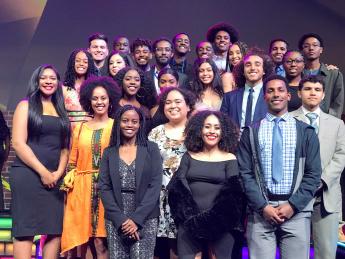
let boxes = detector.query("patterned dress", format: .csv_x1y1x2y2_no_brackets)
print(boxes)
148,124,186,238
106,159,158,259
63,86,92,126
61,119,114,253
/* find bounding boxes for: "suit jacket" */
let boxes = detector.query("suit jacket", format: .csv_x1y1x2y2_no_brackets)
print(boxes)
238,118,321,213
220,87,267,128
291,107,345,213
98,141,163,229
318,63,344,118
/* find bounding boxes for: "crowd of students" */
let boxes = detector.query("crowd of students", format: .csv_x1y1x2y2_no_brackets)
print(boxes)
6,22,345,259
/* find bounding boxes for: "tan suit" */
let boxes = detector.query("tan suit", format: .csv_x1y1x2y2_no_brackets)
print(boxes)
291,107,345,259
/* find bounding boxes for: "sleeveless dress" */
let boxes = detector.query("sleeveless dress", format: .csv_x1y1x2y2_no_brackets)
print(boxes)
10,115,64,237
61,119,114,253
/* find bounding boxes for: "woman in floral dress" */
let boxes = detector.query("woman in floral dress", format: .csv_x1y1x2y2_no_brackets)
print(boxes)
148,87,195,259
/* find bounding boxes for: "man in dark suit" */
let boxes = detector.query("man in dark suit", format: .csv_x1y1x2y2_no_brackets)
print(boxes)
291,75,345,259
145,37,188,95
238,75,321,259
220,49,274,129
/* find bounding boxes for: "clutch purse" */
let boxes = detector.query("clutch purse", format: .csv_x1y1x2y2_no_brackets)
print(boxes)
60,168,76,192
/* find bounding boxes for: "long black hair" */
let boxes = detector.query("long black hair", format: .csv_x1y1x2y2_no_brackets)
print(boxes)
63,48,98,89
109,105,147,147
191,58,223,100
27,64,70,148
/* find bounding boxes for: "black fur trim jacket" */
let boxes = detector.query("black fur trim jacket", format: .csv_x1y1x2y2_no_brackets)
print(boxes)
167,152,246,241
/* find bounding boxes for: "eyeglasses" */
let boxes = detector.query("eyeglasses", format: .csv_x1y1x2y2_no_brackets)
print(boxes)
284,59,304,65
155,47,172,53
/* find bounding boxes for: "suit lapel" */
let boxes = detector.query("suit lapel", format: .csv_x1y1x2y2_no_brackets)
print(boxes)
109,148,123,207
292,107,309,124
318,111,329,148
135,145,146,193
253,88,267,122
237,88,245,126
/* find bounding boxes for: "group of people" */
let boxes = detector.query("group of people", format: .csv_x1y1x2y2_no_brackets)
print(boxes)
6,21,345,259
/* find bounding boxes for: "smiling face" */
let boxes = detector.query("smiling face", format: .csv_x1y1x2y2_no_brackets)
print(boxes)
122,69,141,96
244,55,265,86
39,68,58,98
298,81,324,111
91,86,110,116
74,51,89,77
229,43,242,66
159,73,178,89
270,41,288,65
88,39,109,62
174,34,191,55
120,109,140,141
214,30,231,53
264,79,291,116
197,41,214,59
202,114,221,150
283,51,304,78
133,45,152,66
109,53,126,76
198,62,214,85
164,90,190,123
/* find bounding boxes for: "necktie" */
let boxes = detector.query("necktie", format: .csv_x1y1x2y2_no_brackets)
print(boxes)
272,117,283,182
306,112,318,134
245,88,254,127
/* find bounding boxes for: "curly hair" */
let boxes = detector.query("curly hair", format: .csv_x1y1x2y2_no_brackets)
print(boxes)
226,41,249,72
232,47,274,87
109,105,147,147
63,48,98,89
206,22,239,44
157,87,196,118
79,76,121,115
130,38,153,53
184,110,239,153
114,67,157,109
191,58,223,100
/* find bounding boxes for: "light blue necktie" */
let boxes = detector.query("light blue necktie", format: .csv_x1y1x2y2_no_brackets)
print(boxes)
306,112,319,134
272,117,283,182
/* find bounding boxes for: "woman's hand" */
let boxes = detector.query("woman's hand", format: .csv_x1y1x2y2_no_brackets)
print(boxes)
40,172,56,188
121,219,138,236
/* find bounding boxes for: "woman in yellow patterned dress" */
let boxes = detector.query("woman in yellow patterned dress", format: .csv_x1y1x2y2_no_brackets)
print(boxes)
61,76,121,258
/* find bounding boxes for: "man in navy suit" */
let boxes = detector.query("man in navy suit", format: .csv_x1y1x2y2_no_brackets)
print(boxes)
220,49,274,129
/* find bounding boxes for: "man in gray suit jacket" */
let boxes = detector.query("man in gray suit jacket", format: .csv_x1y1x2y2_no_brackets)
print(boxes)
291,75,345,259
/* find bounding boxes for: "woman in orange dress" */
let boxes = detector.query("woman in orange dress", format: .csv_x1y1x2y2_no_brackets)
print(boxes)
61,76,121,258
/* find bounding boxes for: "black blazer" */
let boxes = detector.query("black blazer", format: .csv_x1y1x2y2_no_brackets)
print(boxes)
99,141,162,230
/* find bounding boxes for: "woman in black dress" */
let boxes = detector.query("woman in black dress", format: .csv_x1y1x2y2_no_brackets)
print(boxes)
0,110,10,211
10,64,70,258
168,110,245,259
99,105,162,258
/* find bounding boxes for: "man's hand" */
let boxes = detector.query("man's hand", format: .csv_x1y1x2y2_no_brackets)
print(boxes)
262,205,284,225
277,203,295,220
121,219,138,235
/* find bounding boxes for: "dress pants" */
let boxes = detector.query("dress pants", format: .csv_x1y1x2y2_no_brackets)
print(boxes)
246,208,311,259
312,201,339,259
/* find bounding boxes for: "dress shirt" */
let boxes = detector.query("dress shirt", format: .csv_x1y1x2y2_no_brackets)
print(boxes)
258,112,297,195
240,82,263,128
301,106,321,129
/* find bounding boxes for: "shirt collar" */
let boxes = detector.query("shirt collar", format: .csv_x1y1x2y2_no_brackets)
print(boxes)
245,82,263,92
301,106,321,117
266,112,290,122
